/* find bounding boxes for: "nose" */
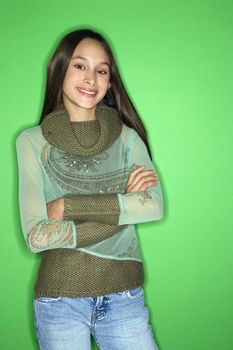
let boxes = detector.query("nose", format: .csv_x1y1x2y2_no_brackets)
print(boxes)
84,69,96,86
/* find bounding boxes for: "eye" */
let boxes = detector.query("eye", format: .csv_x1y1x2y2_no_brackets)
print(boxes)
74,64,85,70
97,70,109,75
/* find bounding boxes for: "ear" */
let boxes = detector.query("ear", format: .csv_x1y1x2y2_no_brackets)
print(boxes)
108,81,111,89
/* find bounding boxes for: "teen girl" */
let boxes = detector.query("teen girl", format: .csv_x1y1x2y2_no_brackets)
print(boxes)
16,28,164,350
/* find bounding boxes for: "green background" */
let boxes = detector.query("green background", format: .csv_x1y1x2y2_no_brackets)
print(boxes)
1,0,233,349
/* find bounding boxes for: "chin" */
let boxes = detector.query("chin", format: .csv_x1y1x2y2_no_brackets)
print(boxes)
79,98,104,109
78,102,98,110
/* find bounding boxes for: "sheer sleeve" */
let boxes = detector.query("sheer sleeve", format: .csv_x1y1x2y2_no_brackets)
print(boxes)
117,129,164,225
16,131,77,253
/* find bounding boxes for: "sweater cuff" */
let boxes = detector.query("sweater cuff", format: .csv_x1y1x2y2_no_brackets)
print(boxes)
75,222,128,247
64,193,120,225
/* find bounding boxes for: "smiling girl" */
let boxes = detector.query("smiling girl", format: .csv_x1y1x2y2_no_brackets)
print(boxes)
16,29,164,350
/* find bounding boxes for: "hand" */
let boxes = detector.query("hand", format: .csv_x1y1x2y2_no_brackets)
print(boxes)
125,165,159,194
47,198,64,220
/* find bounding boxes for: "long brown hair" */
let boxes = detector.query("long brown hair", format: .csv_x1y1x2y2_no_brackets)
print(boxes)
40,29,152,159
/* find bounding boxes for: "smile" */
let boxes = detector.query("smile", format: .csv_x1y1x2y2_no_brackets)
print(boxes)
77,88,97,96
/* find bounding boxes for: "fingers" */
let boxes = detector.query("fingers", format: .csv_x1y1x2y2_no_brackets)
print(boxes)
126,178,157,193
127,165,146,186
140,179,158,191
132,170,157,188
128,165,156,184
128,165,157,187
126,165,159,193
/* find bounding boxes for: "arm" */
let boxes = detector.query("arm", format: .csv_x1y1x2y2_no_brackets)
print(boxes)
64,192,120,225
117,129,163,225
63,129,163,225
16,131,126,252
74,221,127,247
16,131,77,253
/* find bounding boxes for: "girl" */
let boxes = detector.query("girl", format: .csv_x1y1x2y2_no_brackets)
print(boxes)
16,28,163,350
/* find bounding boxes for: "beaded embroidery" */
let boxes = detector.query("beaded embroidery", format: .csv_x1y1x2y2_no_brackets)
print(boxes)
41,143,130,194
62,152,109,173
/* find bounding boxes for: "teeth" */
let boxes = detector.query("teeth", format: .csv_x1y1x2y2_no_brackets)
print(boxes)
79,88,96,95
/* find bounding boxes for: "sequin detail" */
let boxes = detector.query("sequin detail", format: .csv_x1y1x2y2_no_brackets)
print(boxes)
41,143,130,194
62,152,109,172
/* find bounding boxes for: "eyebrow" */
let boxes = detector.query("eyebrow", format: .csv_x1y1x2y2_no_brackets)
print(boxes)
71,55,110,67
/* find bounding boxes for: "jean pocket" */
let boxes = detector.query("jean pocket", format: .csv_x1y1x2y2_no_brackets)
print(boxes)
35,296,63,303
126,287,144,300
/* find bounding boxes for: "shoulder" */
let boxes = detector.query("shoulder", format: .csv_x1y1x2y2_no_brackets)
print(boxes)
16,126,44,148
121,123,139,138
120,123,141,144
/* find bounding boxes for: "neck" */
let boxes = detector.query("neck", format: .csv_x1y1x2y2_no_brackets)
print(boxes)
62,95,97,122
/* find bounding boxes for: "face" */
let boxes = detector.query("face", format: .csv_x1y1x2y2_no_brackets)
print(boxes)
62,38,111,117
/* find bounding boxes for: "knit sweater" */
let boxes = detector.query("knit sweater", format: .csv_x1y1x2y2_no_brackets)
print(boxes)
16,102,163,297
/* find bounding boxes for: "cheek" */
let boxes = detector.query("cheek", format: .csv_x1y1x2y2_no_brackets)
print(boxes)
66,67,80,80
62,72,78,91
99,77,111,91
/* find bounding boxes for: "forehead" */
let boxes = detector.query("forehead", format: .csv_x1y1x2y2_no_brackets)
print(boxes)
72,38,110,63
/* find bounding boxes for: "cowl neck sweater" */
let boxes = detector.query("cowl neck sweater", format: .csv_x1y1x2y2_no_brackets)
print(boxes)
33,101,144,297
40,102,123,156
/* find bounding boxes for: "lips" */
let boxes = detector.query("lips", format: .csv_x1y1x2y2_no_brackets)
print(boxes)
77,87,97,97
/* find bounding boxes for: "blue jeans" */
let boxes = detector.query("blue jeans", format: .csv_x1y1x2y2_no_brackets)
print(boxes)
33,287,159,350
